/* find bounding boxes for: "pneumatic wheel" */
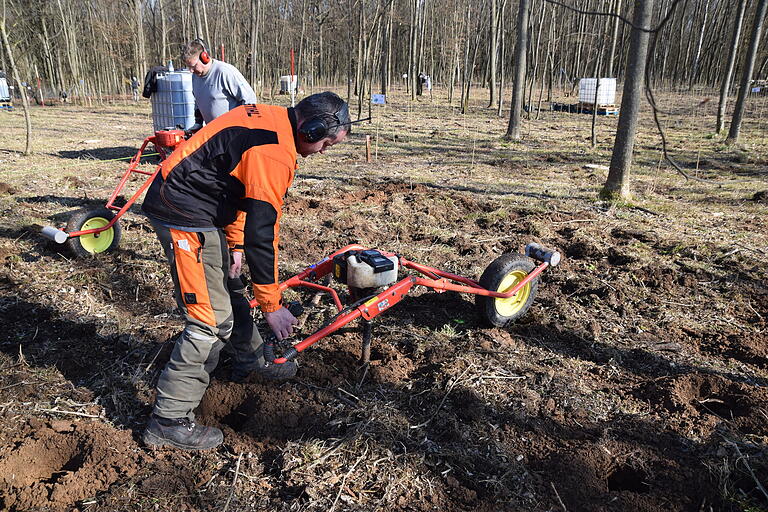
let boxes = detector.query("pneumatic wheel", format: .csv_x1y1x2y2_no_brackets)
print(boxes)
65,207,122,257
475,253,538,327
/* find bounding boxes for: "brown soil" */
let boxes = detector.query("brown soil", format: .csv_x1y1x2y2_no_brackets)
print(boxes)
0,90,766,512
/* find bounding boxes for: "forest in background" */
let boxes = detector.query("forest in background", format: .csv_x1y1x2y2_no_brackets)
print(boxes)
2,0,768,109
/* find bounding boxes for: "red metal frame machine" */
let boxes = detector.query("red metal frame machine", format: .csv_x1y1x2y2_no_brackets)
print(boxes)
40,130,562,363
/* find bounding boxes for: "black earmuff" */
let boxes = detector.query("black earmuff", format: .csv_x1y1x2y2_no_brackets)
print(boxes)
298,118,329,143
298,103,369,143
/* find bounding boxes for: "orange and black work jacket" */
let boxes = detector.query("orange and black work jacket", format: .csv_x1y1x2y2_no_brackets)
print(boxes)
143,104,298,312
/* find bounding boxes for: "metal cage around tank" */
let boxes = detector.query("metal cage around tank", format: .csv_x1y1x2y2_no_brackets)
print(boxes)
150,70,195,131
0,77,11,103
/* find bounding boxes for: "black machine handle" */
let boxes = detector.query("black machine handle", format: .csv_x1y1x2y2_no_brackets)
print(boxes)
263,300,304,363
525,243,562,267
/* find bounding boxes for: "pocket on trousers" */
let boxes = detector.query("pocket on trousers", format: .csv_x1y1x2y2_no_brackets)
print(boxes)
170,229,216,326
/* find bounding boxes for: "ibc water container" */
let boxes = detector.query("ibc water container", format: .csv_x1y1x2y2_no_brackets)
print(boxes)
151,70,195,131
578,78,616,105
0,77,10,102
279,75,297,94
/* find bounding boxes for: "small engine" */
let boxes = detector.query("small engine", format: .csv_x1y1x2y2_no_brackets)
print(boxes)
333,249,399,289
154,129,186,148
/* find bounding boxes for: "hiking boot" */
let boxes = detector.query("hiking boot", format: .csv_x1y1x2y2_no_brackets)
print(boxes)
230,360,298,383
143,415,223,450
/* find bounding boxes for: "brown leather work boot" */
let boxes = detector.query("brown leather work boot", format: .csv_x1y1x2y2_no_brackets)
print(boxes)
143,415,223,450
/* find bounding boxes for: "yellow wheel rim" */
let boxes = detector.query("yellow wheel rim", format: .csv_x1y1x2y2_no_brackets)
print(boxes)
495,270,531,316
79,217,114,254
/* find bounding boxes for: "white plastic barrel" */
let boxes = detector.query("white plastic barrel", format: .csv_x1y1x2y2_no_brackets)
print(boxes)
0,77,10,102
151,70,195,131
578,78,616,105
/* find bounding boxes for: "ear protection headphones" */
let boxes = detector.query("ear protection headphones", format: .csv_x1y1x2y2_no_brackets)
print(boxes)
194,38,210,65
299,103,371,143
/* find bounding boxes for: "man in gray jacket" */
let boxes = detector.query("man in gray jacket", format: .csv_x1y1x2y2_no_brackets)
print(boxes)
183,39,258,124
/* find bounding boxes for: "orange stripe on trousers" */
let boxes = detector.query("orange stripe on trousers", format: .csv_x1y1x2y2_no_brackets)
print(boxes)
169,229,216,326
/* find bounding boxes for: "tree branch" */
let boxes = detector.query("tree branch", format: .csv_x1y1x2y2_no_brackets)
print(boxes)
544,0,684,34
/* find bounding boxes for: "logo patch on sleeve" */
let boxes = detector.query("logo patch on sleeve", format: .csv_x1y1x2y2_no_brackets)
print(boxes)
184,293,197,304
245,105,261,117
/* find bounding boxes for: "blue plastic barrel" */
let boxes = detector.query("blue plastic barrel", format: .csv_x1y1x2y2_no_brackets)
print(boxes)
151,70,195,131
0,77,10,102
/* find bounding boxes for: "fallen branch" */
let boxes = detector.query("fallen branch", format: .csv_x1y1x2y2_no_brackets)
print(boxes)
551,481,568,511
222,452,244,512
329,444,369,512
35,407,101,418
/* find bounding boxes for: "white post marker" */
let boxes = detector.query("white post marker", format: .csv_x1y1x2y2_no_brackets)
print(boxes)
371,94,386,161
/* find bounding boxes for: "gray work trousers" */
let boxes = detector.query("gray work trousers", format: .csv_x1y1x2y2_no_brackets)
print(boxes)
150,219,265,420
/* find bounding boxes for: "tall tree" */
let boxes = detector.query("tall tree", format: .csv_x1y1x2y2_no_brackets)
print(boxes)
716,0,747,134
504,0,530,140
727,0,768,145
135,0,147,79
487,0,499,107
601,0,655,201
0,0,31,155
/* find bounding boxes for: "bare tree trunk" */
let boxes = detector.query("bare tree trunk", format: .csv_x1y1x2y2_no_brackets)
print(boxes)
159,0,167,64
525,0,541,119
386,0,394,91
380,0,390,94
297,0,308,83
601,0,654,201
136,0,147,79
0,0,32,155
460,5,470,112
201,0,211,45
726,0,766,144
607,0,621,77
688,0,709,91
408,0,417,98
487,0,498,107
354,0,364,97
505,0,530,140
671,0,689,86
346,0,353,101
191,0,204,38
716,0,747,134
497,0,507,116
591,44,604,147
249,0,260,86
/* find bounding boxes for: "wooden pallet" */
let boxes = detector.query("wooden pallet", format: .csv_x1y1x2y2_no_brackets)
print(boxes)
578,101,619,114
551,102,620,116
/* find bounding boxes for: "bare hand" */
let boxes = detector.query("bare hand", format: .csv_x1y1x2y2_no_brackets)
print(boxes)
264,306,299,340
229,251,243,278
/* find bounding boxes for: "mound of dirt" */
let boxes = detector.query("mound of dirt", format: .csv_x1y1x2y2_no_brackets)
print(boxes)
0,420,140,511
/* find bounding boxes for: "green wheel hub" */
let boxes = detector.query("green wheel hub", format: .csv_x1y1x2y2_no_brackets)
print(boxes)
494,270,532,317
78,217,114,254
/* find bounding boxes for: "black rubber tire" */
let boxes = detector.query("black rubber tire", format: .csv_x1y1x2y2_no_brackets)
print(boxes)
65,207,122,257
475,252,539,327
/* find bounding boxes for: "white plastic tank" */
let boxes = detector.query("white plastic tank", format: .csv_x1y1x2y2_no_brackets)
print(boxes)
279,75,297,94
578,78,616,105
0,77,10,102
151,70,195,131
